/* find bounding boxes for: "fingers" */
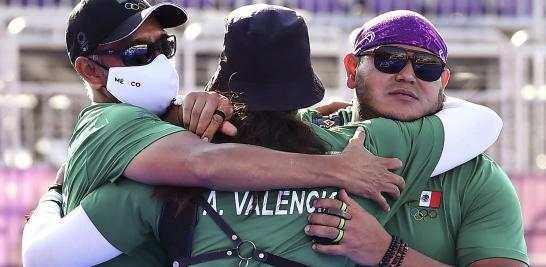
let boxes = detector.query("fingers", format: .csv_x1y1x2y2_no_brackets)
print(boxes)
305,224,340,241
383,171,405,191
188,96,208,133
182,93,196,129
200,94,234,141
54,162,67,185
219,121,237,136
370,193,390,211
383,184,401,200
382,157,403,171
180,92,234,141
349,126,366,145
201,115,224,142
314,101,352,116
314,198,347,211
338,189,357,206
311,243,343,256
216,95,234,120
308,213,343,228
194,95,219,136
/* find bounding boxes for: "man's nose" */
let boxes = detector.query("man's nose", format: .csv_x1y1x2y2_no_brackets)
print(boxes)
394,61,417,84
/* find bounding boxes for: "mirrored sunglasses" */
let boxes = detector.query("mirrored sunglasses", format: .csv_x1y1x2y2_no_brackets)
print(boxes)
358,45,445,82
92,34,177,67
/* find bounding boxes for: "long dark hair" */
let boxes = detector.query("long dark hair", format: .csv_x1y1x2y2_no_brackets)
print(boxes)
154,99,327,214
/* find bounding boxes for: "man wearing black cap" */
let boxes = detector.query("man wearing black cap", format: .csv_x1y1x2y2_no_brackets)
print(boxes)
23,5,505,267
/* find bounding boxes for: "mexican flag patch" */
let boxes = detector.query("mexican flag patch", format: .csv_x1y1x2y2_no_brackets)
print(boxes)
419,191,441,208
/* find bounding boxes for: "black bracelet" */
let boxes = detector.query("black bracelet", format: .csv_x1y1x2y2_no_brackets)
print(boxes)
389,240,408,267
377,235,400,267
48,184,63,194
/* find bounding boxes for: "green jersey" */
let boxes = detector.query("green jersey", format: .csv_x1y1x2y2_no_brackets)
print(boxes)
385,154,528,266
63,103,183,213
81,115,445,266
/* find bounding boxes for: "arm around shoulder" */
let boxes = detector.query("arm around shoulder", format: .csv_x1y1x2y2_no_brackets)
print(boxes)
125,130,346,190
432,97,503,176
124,126,395,199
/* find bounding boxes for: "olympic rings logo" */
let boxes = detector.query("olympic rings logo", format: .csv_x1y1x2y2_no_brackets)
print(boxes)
124,2,147,11
410,208,438,221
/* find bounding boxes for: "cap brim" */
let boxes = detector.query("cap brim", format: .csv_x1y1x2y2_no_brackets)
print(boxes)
101,2,187,45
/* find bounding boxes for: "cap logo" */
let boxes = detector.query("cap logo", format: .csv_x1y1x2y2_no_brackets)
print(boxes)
77,32,89,52
124,1,146,11
363,31,375,44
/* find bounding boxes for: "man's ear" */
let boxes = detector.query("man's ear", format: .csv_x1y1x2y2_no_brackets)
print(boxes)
440,68,450,89
74,56,107,90
343,53,359,89
440,68,450,102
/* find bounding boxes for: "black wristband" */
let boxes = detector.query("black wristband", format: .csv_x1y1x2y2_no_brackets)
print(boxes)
48,184,62,194
390,241,408,267
377,235,400,267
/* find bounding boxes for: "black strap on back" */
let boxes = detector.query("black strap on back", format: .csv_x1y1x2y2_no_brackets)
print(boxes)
164,196,309,267
159,197,198,261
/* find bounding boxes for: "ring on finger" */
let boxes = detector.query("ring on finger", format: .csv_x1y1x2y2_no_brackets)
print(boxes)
316,207,352,220
337,217,346,230
340,201,348,212
332,229,344,243
213,109,226,120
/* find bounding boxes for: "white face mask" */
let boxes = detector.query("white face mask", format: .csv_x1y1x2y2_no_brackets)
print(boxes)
105,54,179,115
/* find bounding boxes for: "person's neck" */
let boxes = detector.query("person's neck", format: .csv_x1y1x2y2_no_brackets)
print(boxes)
351,104,378,122
91,89,119,104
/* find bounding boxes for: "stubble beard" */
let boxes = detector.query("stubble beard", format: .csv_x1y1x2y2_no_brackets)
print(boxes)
354,74,444,122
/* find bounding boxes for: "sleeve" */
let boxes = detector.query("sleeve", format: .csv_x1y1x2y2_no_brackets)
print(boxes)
64,105,185,212
432,97,502,176
302,97,502,178
321,117,444,223
22,204,121,267
80,179,163,254
456,157,529,266
89,104,185,184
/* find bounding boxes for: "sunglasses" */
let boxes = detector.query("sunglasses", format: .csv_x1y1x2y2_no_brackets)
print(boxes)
92,34,177,66
358,46,445,82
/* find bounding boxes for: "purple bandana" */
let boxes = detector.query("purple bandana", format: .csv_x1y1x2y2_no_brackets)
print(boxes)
353,10,448,63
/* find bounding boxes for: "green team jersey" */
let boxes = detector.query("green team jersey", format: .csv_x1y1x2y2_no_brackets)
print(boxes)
63,103,183,213
80,110,528,266
82,113,445,267
386,154,527,266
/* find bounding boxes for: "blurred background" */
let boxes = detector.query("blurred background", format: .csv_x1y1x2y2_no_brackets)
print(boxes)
1,0,546,266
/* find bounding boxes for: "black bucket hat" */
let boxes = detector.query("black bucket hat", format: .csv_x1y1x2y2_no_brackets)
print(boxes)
205,4,325,111
66,0,187,65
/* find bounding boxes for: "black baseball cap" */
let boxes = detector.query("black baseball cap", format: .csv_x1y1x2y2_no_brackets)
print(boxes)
205,4,325,111
66,0,187,65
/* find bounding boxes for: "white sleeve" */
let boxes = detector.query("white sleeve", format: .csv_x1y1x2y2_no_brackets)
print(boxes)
431,97,503,176
22,193,121,267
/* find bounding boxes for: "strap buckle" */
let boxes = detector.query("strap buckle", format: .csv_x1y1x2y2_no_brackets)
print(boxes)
236,240,256,267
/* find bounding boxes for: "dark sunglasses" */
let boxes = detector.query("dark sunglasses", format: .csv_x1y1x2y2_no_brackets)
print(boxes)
358,45,445,82
92,34,177,66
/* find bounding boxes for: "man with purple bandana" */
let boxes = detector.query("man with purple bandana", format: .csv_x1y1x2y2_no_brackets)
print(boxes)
305,10,529,267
